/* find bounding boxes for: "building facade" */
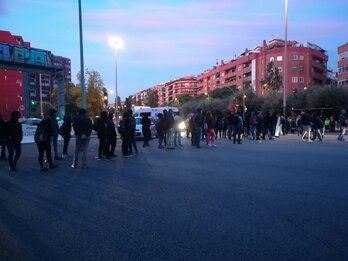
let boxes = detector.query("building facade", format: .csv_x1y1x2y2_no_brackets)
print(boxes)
0,30,71,119
129,39,329,107
338,42,348,88
197,39,328,96
133,76,198,106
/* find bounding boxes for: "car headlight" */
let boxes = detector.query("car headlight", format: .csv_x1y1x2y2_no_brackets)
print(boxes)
178,121,186,131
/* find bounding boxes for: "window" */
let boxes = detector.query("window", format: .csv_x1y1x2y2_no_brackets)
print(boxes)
261,59,264,65
299,66,304,72
277,67,283,72
292,54,298,60
299,77,304,83
299,55,304,60
292,66,297,72
238,66,242,71
270,57,274,62
277,56,283,61
292,77,298,83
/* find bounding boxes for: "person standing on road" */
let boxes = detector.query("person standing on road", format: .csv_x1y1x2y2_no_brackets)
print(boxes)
205,111,216,147
194,108,204,148
173,113,183,147
232,111,243,144
4,111,22,172
311,112,323,142
128,110,138,154
0,114,7,160
49,109,63,160
59,115,72,158
188,113,196,146
141,114,151,147
165,109,175,149
121,111,132,157
106,113,117,157
71,109,93,168
337,110,347,142
94,111,108,160
301,111,312,142
155,113,165,149
35,115,57,171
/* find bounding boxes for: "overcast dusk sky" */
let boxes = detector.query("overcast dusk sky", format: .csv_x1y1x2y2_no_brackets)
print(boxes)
1,0,348,100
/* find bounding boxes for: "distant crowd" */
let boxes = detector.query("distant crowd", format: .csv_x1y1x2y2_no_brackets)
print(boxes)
0,107,346,173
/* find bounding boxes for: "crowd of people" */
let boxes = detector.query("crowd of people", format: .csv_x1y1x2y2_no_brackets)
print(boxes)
0,107,346,173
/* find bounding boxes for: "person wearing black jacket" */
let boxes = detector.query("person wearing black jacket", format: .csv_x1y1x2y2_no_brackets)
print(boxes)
49,109,62,160
0,114,6,160
106,113,117,157
311,112,323,141
128,110,138,154
35,116,57,171
121,111,132,157
141,114,151,147
4,111,22,172
71,108,93,168
94,111,108,160
60,115,72,158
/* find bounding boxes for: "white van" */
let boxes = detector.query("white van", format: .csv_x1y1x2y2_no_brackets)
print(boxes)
133,106,179,120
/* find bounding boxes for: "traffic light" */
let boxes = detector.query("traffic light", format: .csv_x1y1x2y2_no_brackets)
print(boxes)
103,91,108,106
31,100,36,106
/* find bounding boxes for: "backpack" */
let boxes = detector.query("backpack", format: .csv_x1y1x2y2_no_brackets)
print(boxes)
34,121,47,142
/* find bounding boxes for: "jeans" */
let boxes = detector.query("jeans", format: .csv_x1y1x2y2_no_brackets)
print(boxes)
338,127,346,141
158,131,165,146
195,127,202,147
249,125,256,140
166,128,174,148
7,142,21,169
233,126,241,143
73,136,90,166
63,137,70,155
52,135,58,156
174,131,182,146
36,140,53,168
227,124,233,140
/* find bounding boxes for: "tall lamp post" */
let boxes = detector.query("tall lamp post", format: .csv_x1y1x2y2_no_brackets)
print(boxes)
78,0,86,109
283,0,288,119
109,38,124,118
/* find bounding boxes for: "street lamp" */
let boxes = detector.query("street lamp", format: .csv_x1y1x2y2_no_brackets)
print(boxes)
78,0,86,109
283,0,288,119
109,37,124,118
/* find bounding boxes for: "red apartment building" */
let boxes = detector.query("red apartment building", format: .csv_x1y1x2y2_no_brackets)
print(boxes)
133,76,198,106
338,42,348,88
0,30,71,119
197,39,328,96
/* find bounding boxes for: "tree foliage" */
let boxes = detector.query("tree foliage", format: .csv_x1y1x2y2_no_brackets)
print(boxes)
144,90,159,107
262,61,283,93
85,70,104,117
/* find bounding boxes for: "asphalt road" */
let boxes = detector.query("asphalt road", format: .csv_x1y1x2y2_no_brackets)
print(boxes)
0,135,347,261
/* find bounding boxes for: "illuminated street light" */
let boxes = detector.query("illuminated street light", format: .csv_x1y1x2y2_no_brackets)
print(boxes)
109,37,124,118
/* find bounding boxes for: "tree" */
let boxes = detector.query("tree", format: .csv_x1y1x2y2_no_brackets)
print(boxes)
261,91,283,114
65,82,81,116
85,69,104,117
210,87,236,99
125,95,133,110
144,90,159,107
262,61,282,93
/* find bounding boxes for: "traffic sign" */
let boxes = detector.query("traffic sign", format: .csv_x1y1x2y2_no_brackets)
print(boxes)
19,105,25,111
